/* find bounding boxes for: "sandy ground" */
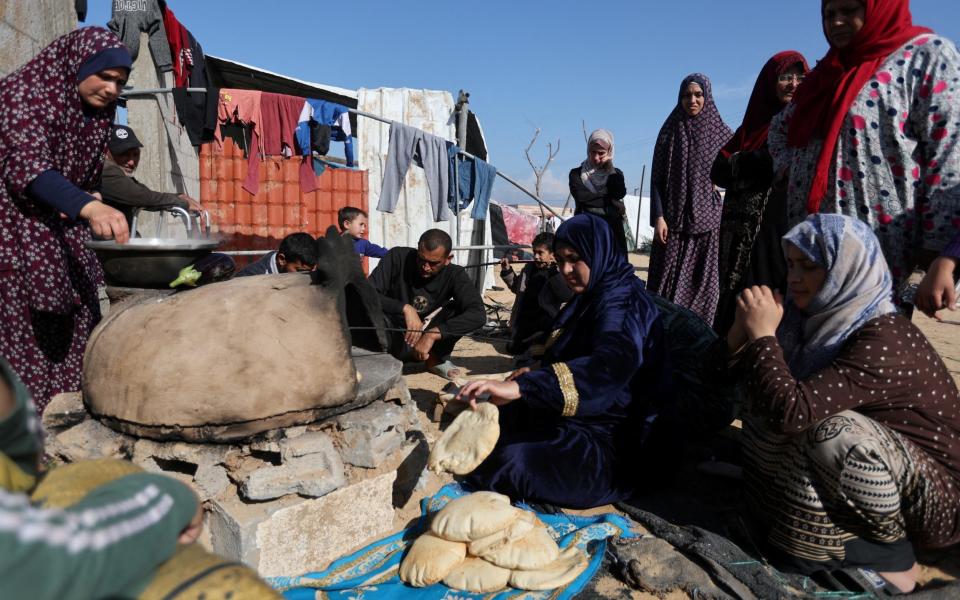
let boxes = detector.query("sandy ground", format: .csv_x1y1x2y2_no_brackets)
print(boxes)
388,252,960,596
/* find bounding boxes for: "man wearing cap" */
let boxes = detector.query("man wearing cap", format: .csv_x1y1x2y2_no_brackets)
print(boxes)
99,124,203,225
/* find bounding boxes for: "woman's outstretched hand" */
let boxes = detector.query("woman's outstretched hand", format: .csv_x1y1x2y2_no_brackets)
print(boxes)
80,197,129,244
456,380,521,409
736,285,784,340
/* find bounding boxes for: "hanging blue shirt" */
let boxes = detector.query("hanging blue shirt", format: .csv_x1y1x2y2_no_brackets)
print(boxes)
447,144,496,220
296,99,355,167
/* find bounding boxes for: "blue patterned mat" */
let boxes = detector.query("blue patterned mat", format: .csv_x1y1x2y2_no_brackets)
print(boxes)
268,483,637,599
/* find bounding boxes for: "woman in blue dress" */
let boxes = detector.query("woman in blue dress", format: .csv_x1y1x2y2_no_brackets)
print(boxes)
457,213,670,508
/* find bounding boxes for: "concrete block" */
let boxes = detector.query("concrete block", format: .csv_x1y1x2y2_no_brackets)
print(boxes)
248,439,281,454
132,438,235,468
207,493,301,567
52,419,134,462
335,401,414,469
385,379,412,405
241,453,345,501
194,464,232,500
41,392,87,430
255,471,397,577
279,431,336,462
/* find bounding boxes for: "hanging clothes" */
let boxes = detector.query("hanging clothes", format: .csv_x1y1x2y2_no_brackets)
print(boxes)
170,29,218,146
378,123,451,222
447,144,496,220
107,0,171,69
160,3,191,87
217,89,263,195
295,99,354,166
295,99,354,194
169,28,218,147
260,93,305,157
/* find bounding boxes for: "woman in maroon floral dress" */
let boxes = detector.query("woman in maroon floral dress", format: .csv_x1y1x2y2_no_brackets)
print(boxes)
0,27,132,413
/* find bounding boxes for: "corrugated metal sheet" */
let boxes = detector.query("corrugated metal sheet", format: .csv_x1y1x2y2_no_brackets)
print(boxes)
357,88,492,289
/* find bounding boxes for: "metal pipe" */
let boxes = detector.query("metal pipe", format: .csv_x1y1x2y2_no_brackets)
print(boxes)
635,165,646,250
455,90,470,249
121,87,207,96
452,244,531,251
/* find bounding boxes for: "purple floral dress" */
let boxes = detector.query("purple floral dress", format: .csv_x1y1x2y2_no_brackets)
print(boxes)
648,74,734,325
0,28,126,412
770,34,960,283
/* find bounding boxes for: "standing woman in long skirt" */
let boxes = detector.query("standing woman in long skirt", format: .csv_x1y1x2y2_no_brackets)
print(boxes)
711,51,809,334
0,27,131,414
648,73,733,325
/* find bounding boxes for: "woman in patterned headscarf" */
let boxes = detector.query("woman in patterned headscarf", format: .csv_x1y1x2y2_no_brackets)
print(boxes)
648,74,733,325
0,27,132,413
569,129,628,256
768,0,960,317
727,214,960,593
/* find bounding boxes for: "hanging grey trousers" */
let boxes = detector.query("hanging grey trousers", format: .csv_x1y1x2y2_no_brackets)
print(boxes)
377,122,452,222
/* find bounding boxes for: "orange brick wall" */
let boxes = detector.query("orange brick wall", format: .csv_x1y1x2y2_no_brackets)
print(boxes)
199,138,368,257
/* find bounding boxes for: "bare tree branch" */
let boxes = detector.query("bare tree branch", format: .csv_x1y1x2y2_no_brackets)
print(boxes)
524,128,541,173
582,120,588,143
524,129,561,220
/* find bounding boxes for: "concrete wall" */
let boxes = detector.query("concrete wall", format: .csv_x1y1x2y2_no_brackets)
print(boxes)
0,0,77,77
125,32,200,238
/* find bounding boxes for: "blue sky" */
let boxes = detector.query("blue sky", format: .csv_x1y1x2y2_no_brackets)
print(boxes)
87,1,960,205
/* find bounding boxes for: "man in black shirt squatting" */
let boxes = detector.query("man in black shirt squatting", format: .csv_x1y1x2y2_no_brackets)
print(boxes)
369,229,485,379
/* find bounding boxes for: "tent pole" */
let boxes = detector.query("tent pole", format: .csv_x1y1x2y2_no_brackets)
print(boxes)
635,164,646,251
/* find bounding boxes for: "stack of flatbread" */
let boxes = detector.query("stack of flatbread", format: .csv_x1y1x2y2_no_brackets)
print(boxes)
399,491,589,592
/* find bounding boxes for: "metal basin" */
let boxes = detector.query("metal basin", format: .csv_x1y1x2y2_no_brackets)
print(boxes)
87,238,220,289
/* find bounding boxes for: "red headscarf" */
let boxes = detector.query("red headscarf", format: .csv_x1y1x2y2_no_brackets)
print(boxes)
722,51,809,157
787,0,931,214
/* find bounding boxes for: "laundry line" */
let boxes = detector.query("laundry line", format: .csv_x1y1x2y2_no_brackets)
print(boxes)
222,244,531,257
347,108,562,220
122,87,564,220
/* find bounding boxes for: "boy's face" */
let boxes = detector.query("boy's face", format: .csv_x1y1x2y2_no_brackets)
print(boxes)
276,254,316,274
343,215,368,238
532,245,555,269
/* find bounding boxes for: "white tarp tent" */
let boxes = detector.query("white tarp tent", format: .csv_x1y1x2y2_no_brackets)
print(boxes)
356,88,493,290
622,194,654,250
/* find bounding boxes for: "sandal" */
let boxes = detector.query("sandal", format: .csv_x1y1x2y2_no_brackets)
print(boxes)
813,567,907,596
427,360,465,381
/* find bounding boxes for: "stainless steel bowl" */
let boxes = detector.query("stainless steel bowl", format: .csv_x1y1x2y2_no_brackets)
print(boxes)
87,238,221,289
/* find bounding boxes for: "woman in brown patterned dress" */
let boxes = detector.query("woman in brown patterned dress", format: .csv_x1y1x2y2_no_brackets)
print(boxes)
727,214,960,594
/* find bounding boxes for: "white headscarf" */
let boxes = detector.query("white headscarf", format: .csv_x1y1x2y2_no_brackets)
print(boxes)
777,214,898,379
580,129,616,194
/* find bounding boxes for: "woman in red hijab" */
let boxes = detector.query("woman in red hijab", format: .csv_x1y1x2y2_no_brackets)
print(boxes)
711,51,809,334
767,0,960,318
